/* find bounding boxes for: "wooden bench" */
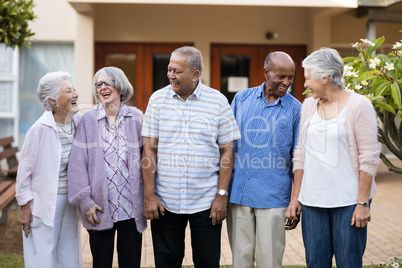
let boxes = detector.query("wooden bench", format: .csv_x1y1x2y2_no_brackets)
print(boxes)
0,136,19,178
0,180,16,224
0,136,19,224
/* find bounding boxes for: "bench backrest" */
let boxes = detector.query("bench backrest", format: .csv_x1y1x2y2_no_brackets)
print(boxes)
0,136,19,178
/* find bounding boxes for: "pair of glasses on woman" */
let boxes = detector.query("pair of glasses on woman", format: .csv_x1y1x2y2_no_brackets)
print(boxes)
95,79,115,89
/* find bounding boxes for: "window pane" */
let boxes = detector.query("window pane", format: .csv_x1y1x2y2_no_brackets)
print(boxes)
153,54,170,91
0,118,14,138
105,53,137,106
220,55,250,103
0,82,13,113
0,44,14,75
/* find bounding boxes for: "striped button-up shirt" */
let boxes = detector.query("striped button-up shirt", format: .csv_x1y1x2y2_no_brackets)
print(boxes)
142,80,241,214
229,82,301,209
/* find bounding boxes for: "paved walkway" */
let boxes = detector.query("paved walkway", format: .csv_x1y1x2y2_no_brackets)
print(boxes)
81,173,402,267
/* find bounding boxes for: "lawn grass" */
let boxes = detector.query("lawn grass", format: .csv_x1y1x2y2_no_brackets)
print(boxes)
0,253,24,268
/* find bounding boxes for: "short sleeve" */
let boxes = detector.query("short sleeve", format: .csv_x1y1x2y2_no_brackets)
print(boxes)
217,97,241,145
141,96,160,138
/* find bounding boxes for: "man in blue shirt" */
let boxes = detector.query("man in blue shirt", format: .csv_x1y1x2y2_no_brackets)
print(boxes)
227,51,302,268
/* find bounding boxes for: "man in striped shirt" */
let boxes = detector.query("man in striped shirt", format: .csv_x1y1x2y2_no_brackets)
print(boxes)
142,46,240,268
227,52,302,268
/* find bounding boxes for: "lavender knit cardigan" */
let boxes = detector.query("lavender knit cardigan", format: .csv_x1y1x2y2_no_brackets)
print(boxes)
68,105,147,232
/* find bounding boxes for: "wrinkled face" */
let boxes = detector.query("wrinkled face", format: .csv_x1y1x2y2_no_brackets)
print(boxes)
167,54,199,99
56,80,79,114
264,58,295,99
96,75,120,106
304,69,325,99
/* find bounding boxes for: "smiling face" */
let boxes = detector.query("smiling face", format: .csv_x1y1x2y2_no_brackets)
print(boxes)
167,54,200,99
264,54,295,101
56,80,79,115
96,75,120,107
304,69,326,99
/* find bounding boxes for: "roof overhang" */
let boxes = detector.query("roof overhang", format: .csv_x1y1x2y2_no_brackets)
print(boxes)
358,0,402,7
69,0,358,13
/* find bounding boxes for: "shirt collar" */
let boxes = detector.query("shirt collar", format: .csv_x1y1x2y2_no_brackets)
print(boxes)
169,78,202,100
257,81,288,107
96,103,132,121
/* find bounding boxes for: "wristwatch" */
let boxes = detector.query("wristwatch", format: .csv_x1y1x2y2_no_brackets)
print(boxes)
357,201,369,207
217,189,228,196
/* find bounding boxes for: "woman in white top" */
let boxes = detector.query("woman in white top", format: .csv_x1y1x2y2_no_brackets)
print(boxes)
285,48,380,267
15,71,82,268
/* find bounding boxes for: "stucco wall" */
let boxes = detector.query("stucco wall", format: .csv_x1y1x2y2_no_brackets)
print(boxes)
30,0,76,41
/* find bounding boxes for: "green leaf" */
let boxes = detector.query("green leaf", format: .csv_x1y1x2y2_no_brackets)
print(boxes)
391,81,402,108
357,71,378,84
375,100,396,114
367,36,385,56
375,81,391,96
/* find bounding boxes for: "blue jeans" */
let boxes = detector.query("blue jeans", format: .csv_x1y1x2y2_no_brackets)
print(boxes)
301,204,368,268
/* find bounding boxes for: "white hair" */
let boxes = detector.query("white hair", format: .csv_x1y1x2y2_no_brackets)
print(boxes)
302,48,345,89
37,71,72,111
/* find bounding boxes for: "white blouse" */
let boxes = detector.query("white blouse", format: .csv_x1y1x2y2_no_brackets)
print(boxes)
298,107,359,208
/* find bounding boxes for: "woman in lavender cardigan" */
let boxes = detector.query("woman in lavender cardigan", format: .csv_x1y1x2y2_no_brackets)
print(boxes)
285,48,380,267
68,67,146,268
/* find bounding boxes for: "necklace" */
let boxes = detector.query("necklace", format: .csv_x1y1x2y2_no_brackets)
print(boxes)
56,120,73,135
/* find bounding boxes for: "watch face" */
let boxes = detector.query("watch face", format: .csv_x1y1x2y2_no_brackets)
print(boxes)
218,190,227,196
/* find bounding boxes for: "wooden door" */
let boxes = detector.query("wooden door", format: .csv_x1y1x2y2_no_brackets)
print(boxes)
211,44,307,103
95,42,192,111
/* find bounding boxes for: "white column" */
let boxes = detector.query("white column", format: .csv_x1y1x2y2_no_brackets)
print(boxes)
74,8,95,112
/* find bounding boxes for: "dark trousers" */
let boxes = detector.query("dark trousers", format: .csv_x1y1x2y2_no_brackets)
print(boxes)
151,209,221,268
88,218,142,268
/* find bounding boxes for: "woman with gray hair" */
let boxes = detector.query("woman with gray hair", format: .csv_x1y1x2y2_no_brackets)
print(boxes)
285,48,380,267
68,66,146,268
15,71,82,268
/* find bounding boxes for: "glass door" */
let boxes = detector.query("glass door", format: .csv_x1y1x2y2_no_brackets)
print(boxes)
211,44,306,103
96,42,192,111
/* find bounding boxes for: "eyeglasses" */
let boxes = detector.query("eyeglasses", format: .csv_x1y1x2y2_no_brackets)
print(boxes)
95,80,115,89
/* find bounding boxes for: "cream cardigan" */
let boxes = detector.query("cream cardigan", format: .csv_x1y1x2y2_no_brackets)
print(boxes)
293,92,380,196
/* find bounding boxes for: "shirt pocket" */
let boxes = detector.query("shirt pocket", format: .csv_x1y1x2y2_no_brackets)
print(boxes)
273,123,293,149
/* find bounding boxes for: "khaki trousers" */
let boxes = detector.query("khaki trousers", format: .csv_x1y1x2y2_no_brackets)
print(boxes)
227,203,286,268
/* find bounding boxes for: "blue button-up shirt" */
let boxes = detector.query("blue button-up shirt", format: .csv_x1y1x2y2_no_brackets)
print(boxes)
142,80,241,214
229,82,301,209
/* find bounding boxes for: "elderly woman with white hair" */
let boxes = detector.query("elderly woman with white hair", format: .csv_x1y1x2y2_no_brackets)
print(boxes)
285,48,380,267
15,71,82,268
68,66,146,268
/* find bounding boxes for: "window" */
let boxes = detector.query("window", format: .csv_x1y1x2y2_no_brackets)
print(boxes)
0,44,19,143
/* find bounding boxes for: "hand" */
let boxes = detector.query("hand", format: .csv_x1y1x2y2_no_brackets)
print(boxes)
285,199,302,230
209,194,228,225
85,204,104,227
19,204,33,238
144,195,165,220
351,205,371,228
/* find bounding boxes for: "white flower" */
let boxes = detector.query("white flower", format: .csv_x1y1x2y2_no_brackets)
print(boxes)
369,58,381,69
392,42,402,49
392,262,399,268
362,81,368,86
345,84,354,92
385,62,395,71
365,93,374,100
344,65,353,72
353,42,359,48
356,85,362,90
360,38,375,46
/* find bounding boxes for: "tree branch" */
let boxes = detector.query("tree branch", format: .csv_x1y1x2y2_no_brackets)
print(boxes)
378,127,402,159
379,153,402,174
